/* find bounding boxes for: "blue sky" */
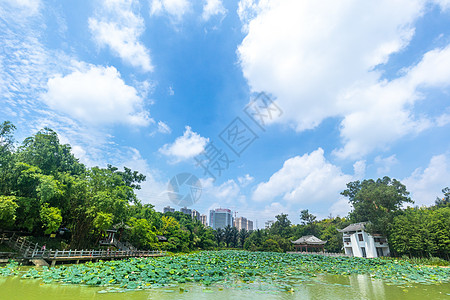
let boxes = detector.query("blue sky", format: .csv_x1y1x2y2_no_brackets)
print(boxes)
2,0,450,227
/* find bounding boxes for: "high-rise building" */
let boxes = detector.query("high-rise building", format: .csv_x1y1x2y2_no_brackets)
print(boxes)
234,217,254,231
200,215,208,227
210,208,233,229
234,217,247,231
247,220,253,231
191,209,200,220
163,206,175,213
180,207,192,215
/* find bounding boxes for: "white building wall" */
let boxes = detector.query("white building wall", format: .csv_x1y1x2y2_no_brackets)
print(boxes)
343,229,389,258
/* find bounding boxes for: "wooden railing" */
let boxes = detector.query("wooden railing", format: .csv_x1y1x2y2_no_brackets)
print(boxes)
287,251,351,257
27,249,165,259
1,233,165,260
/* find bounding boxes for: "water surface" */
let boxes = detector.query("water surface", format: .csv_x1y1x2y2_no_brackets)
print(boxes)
1,273,449,299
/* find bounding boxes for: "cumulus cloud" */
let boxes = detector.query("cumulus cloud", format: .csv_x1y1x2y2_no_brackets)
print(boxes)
43,64,152,126
403,154,450,206
89,0,153,72
202,0,226,21
238,0,450,159
237,174,254,187
374,155,398,175
334,45,450,158
159,126,209,162
252,148,353,205
353,160,366,179
150,0,190,20
433,0,450,10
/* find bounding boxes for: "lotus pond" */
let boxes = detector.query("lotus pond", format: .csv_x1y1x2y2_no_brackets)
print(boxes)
1,251,449,299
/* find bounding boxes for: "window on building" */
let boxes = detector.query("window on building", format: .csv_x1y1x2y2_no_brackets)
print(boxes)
376,247,384,257
344,238,351,243
358,234,364,241
361,247,366,258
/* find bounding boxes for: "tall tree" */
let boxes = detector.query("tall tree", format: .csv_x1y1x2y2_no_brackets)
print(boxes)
224,225,233,247
238,228,249,248
0,121,16,195
214,227,224,246
341,176,413,236
300,209,316,225
435,187,450,207
270,213,292,237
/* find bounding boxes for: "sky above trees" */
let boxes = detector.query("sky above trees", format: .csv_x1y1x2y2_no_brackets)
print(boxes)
1,0,450,226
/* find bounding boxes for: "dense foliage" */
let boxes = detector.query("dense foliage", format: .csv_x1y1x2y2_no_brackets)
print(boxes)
0,121,216,251
0,121,448,259
2,251,449,292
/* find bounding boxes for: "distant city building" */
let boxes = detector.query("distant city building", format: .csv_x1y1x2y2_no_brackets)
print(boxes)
265,220,274,229
200,215,208,227
234,217,254,231
338,222,390,258
191,209,200,220
210,208,233,230
163,206,175,213
180,207,192,215
247,220,253,231
234,217,247,231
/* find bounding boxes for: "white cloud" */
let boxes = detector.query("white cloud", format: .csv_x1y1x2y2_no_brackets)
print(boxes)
334,45,450,158
436,113,450,127
237,174,254,187
434,0,450,10
1,0,41,16
252,148,353,205
89,0,153,72
238,0,450,159
114,147,169,210
157,121,172,134
43,64,152,126
403,154,450,207
159,126,209,162
353,160,366,179
150,0,190,20
374,155,398,175
201,178,240,200
202,0,226,21
329,197,352,218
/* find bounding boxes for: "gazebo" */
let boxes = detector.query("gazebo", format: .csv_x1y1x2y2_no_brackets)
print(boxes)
291,235,327,252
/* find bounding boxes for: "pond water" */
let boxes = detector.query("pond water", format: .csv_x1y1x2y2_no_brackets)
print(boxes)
1,272,449,300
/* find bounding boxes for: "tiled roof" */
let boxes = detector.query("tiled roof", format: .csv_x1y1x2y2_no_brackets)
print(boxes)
291,235,327,245
337,222,367,233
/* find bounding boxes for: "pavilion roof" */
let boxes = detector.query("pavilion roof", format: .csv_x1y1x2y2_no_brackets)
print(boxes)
291,235,326,245
337,222,367,233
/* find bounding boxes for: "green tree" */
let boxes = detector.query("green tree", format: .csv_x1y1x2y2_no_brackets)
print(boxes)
214,227,224,246
127,217,158,250
40,203,62,234
300,209,316,225
435,187,450,207
224,225,233,247
262,238,282,252
341,176,412,236
270,214,292,237
17,128,84,176
238,228,249,248
0,121,16,195
0,195,18,228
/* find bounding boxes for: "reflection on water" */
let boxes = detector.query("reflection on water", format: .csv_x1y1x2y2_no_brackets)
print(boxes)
0,273,449,300
350,274,386,299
